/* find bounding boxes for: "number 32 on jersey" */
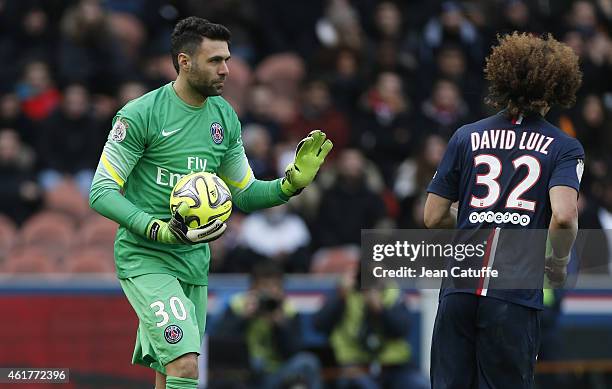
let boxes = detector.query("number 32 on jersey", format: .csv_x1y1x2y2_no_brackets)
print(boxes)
470,154,540,211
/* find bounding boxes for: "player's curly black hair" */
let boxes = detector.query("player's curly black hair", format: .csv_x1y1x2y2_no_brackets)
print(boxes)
484,32,582,118
170,16,231,73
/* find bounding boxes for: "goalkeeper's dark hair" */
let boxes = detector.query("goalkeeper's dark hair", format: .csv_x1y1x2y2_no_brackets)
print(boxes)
170,16,231,73
484,32,582,118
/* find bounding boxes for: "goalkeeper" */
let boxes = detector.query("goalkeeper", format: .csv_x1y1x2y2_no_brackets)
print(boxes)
89,17,332,389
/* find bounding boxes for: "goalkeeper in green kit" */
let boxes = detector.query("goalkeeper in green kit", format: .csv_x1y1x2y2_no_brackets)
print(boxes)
89,17,332,389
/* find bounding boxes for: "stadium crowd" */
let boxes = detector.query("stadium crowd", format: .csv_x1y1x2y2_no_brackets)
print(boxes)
0,0,611,276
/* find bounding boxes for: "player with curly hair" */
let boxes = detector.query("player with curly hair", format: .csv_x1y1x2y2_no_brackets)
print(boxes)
424,32,583,389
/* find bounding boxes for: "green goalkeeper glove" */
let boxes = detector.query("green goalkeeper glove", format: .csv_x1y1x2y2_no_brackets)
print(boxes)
146,202,227,244
281,130,333,196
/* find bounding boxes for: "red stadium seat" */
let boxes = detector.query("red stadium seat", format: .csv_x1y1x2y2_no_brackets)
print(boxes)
62,247,115,274
310,245,360,274
20,211,76,260
2,246,57,273
0,214,17,259
76,215,118,249
43,178,89,219
254,53,305,99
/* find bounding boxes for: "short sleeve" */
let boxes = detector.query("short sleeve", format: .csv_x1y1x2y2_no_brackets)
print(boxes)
548,138,585,192
427,131,462,201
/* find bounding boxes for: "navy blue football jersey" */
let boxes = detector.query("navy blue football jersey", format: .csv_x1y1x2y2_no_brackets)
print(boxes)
427,111,584,309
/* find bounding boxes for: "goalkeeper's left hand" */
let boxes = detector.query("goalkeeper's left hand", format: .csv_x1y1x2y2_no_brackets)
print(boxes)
281,129,333,196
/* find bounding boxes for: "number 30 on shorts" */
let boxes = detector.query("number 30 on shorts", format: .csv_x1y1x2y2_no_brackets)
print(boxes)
150,297,188,327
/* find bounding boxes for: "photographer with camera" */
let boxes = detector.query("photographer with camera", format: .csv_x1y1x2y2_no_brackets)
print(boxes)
314,270,429,389
215,261,321,389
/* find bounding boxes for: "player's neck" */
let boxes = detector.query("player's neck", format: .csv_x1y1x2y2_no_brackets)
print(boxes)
173,76,207,107
506,105,550,118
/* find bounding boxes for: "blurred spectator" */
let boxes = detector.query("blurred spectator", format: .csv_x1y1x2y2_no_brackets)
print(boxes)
142,51,177,89
254,53,306,103
284,78,350,153
316,0,364,52
187,0,259,64
417,44,483,115
117,80,147,107
579,172,612,274
562,6,612,96
327,48,366,116
237,204,312,272
420,1,483,68
11,6,56,64
570,94,612,157
242,124,276,179
58,0,132,93
15,61,61,122
104,7,147,63
418,78,471,139
208,212,247,273
567,0,600,33
314,272,429,389
0,1,70,89
356,72,415,182
37,83,102,196
367,1,418,77
498,0,543,35
222,56,253,116
394,134,447,228
215,261,322,389
371,2,404,46
315,149,387,247
0,93,36,147
242,83,283,142
0,128,40,224
257,0,323,58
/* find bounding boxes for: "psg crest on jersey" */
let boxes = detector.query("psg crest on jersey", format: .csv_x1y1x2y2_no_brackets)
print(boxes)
210,122,224,144
164,325,183,344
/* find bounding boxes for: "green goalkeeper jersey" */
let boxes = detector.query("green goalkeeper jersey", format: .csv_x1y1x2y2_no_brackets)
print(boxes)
90,82,287,285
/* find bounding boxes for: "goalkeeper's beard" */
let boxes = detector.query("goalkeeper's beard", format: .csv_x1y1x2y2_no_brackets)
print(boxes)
188,78,223,98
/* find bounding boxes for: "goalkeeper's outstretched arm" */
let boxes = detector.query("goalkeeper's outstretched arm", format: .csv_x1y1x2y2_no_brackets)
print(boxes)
219,129,333,213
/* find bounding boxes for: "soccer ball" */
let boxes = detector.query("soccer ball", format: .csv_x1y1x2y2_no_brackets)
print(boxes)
169,172,232,228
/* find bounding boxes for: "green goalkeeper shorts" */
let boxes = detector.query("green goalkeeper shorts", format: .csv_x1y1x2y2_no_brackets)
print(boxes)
119,273,207,374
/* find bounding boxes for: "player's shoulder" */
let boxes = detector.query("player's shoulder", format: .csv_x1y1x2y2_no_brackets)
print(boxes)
539,117,584,154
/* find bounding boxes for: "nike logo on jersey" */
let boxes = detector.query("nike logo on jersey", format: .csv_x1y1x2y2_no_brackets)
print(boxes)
161,128,183,137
